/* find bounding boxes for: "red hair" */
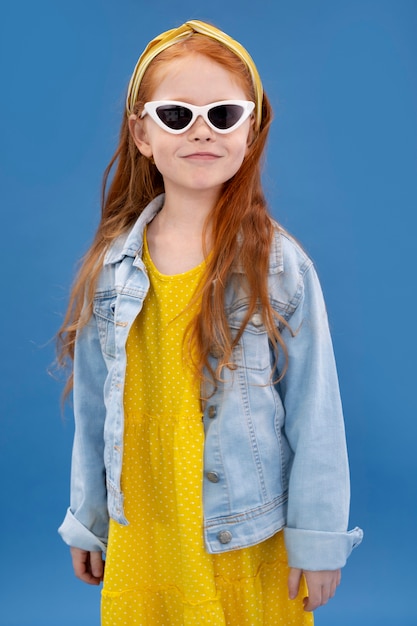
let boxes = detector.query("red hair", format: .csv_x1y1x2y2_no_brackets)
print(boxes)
57,33,289,396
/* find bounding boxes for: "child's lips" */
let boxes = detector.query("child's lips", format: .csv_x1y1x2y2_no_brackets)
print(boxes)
182,152,221,160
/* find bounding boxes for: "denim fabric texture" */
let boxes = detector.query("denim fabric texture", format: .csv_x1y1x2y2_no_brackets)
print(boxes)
59,194,363,571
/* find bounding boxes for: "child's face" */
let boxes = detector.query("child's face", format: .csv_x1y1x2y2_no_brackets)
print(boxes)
130,54,253,202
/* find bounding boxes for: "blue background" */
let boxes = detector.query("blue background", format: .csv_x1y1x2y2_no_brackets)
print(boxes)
1,1,416,624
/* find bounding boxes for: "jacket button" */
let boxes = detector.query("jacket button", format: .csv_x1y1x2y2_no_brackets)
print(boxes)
206,471,220,483
251,312,263,327
218,530,232,544
208,405,217,419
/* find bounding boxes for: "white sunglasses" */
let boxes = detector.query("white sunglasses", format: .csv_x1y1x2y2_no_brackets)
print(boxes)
140,100,255,134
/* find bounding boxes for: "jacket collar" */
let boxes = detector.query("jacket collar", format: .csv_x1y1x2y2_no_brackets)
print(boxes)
103,195,164,265
232,224,283,275
268,227,284,274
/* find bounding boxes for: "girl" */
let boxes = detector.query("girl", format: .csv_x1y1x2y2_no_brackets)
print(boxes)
58,20,362,625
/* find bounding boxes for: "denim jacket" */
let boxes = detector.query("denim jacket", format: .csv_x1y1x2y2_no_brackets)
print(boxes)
59,195,362,571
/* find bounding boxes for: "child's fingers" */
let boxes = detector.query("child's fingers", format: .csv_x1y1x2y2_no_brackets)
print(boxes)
70,547,103,585
287,567,302,600
90,550,105,580
303,569,342,611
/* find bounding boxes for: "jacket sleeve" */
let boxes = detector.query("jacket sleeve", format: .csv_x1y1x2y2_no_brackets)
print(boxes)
58,313,109,553
277,262,363,570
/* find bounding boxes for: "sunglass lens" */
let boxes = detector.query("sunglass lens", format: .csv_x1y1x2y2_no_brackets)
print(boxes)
209,104,244,130
156,105,192,130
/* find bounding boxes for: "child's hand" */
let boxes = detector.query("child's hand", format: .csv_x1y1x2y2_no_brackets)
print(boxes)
70,546,105,585
288,567,341,611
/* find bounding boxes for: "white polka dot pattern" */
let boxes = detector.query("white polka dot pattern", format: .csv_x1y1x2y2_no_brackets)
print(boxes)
101,233,313,625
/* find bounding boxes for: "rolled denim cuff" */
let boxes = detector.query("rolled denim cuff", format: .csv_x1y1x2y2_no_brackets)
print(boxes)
58,507,108,553
284,526,363,571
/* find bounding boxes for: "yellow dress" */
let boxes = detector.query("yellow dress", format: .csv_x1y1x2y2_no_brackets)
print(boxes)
101,234,313,625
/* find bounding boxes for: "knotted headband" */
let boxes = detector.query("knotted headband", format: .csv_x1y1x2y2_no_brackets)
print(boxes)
125,20,264,130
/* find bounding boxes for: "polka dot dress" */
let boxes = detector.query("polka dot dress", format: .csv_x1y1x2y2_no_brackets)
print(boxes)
101,233,313,625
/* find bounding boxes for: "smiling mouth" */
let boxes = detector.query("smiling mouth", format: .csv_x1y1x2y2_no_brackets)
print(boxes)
183,152,220,159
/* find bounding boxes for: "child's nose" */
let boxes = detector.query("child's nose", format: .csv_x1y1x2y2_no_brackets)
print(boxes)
188,115,215,139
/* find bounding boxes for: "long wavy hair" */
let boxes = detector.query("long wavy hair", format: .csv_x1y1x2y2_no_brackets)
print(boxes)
57,33,289,397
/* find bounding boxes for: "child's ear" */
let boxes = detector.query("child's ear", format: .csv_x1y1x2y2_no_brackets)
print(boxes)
128,114,153,159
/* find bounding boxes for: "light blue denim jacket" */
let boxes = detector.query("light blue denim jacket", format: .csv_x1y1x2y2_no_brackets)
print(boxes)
59,195,363,571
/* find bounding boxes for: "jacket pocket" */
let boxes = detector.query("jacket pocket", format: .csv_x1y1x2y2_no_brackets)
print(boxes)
228,307,271,371
94,296,117,358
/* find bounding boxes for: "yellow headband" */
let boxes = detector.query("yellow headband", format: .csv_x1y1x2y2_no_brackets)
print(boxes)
126,20,264,130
